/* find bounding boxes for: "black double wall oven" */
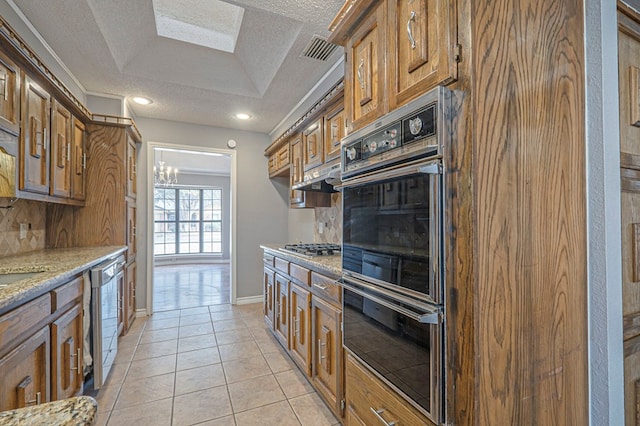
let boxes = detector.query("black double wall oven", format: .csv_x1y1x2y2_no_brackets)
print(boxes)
340,86,450,424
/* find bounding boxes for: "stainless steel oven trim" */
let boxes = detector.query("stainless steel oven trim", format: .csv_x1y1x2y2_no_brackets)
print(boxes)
343,268,439,306
340,279,441,324
342,289,443,424
340,276,441,318
336,156,442,189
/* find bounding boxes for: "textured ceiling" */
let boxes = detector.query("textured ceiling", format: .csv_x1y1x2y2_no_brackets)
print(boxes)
11,0,345,133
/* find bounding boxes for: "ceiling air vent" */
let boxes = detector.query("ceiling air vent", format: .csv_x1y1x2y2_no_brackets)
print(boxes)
301,35,339,61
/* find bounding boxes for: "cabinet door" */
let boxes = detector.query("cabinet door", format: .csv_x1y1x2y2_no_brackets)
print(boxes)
290,284,311,375
324,103,345,162
387,0,457,109
117,271,125,337
0,325,50,411
50,100,72,198
51,304,83,400
303,119,324,171
126,135,137,199
20,75,50,194
126,201,137,262
312,296,343,417
125,261,136,332
0,50,20,135
274,274,290,349
290,134,305,206
345,2,386,133
264,266,275,329
71,118,86,201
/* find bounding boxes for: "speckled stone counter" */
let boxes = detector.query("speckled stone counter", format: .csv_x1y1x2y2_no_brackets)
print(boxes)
260,244,341,277
0,246,126,315
0,395,97,425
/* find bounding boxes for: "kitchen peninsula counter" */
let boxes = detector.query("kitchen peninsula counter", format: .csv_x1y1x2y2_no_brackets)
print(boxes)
0,395,97,425
0,246,126,315
260,244,341,277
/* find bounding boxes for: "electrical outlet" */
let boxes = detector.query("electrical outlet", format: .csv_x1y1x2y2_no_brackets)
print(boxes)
19,223,27,239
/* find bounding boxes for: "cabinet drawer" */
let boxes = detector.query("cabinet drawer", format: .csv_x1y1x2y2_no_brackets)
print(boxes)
51,276,83,312
311,272,341,304
264,253,275,267
275,257,289,274
290,263,310,286
346,354,434,426
0,294,51,353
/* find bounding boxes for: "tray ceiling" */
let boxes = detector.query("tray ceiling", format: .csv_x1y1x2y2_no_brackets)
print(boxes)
11,0,345,133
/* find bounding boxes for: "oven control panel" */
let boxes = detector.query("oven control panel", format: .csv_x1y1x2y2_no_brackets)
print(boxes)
342,101,439,177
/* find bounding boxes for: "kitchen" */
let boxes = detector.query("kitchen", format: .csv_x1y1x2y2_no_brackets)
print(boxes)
0,0,628,425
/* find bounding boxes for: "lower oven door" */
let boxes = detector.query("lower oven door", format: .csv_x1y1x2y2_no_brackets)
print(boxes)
342,278,443,424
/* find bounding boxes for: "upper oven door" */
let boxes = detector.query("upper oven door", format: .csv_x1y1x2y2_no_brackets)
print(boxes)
341,157,442,304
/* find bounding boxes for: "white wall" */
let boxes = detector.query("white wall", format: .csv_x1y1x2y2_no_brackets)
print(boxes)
136,117,289,306
585,0,625,424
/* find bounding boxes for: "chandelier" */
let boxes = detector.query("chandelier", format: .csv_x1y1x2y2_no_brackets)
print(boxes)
154,160,178,186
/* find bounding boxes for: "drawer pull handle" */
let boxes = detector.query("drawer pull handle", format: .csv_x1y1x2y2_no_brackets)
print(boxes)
313,283,328,290
370,407,396,426
70,347,81,372
26,392,41,406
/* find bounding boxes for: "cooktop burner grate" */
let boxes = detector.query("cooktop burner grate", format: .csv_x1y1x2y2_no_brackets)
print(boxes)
280,243,341,257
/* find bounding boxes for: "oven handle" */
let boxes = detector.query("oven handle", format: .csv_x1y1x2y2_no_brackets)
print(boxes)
340,280,441,325
336,158,442,189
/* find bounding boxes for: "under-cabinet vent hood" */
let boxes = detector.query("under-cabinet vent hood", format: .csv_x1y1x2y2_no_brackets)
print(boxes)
0,147,16,198
292,159,341,193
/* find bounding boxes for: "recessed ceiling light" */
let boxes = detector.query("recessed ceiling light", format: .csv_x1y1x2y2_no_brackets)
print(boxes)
133,97,153,105
235,113,251,120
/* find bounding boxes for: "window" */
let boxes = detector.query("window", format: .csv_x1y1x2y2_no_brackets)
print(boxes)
154,187,223,255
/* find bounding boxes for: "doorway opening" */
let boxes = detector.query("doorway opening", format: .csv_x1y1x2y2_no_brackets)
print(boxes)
147,143,236,313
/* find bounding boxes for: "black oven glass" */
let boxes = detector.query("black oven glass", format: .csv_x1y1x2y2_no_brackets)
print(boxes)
342,170,438,299
343,285,436,414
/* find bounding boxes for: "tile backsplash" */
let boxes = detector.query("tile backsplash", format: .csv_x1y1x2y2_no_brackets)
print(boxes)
0,199,46,257
314,192,342,244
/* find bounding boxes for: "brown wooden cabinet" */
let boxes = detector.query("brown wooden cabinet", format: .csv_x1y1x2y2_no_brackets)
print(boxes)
343,1,386,133
126,134,137,199
312,296,343,418
274,273,290,349
0,50,20,135
70,118,86,201
387,0,457,110
290,133,305,206
268,143,291,178
125,261,137,331
20,74,50,194
264,264,275,330
324,102,345,162
50,100,72,198
303,118,324,171
126,201,137,263
51,304,82,400
0,325,50,411
345,353,435,426
290,283,312,375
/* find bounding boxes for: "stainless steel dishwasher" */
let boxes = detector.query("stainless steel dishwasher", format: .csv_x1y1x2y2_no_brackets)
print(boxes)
91,255,124,390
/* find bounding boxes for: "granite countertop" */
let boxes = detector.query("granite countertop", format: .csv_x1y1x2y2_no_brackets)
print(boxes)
0,246,126,314
260,244,342,277
0,396,97,426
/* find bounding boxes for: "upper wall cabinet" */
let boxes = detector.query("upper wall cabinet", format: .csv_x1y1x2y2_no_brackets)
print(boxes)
303,118,324,171
324,101,344,162
329,0,458,132
0,50,20,136
20,74,51,195
50,100,72,198
343,1,387,133
387,0,458,110
71,118,86,201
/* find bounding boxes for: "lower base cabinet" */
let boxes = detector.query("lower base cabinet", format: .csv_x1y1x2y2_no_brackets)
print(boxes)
312,296,342,417
345,353,435,426
125,261,136,332
0,325,50,410
51,304,83,400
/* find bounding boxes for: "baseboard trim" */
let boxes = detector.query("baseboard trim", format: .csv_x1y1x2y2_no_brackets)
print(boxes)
236,296,263,305
135,308,148,318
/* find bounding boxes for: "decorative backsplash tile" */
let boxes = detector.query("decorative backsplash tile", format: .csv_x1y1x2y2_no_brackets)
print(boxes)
0,199,46,257
315,192,342,244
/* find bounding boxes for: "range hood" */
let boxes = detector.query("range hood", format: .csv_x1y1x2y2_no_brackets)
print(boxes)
292,159,341,193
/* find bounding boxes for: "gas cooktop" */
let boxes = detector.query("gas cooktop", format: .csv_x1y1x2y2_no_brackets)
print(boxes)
280,243,341,258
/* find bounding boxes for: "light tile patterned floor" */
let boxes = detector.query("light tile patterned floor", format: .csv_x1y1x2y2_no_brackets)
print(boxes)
91,303,340,426
153,264,231,312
